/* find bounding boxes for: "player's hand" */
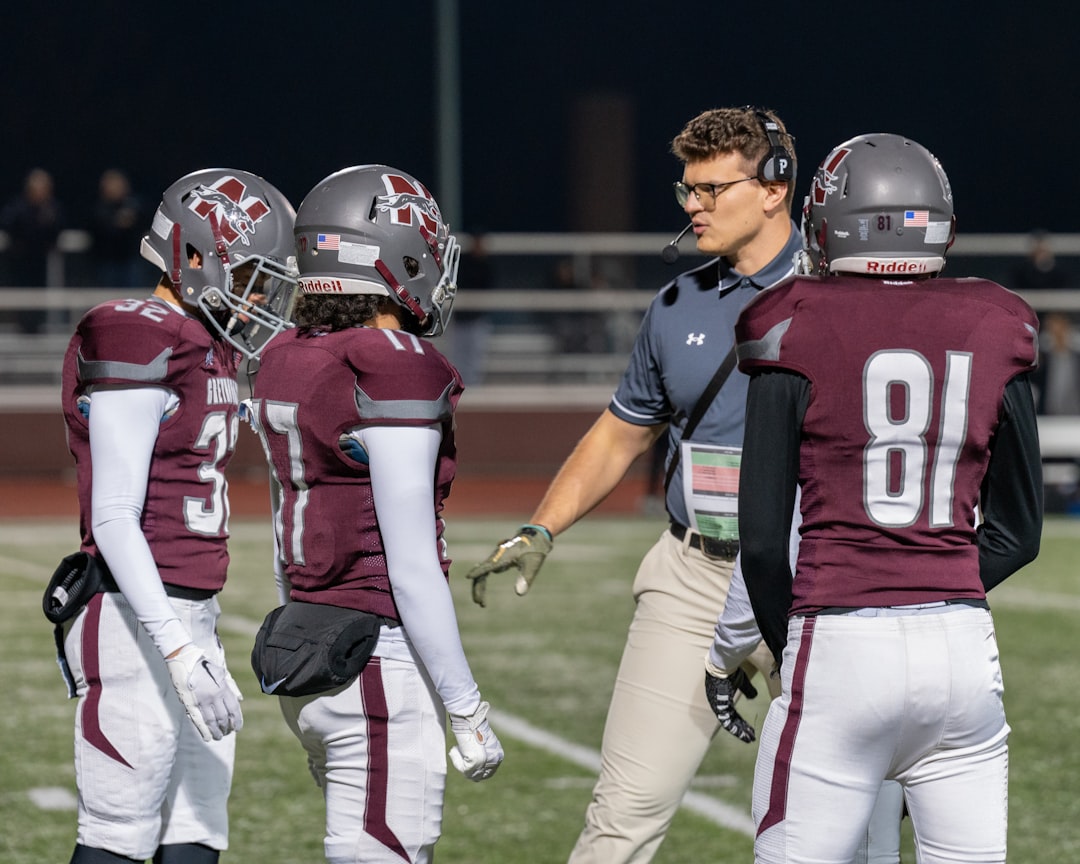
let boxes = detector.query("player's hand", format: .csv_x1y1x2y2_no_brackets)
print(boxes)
466,525,553,607
449,701,504,781
166,643,244,742
704,660,757,744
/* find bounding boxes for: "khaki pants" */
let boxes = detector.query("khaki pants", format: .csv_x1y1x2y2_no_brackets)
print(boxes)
567,528,776,864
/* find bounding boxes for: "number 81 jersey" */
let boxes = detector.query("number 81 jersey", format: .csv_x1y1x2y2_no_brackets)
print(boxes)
62,297,241,592
735,275,1039,609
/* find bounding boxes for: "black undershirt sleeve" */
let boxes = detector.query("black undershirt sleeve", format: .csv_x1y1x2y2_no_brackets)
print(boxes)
738,370,809,664
978,373,1044,592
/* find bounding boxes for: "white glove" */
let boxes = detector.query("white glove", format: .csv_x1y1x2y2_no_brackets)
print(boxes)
166,643,244,742
449,701,504,781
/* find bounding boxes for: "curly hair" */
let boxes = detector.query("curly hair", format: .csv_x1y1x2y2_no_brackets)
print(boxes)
671,107,796,206
294,294,387,333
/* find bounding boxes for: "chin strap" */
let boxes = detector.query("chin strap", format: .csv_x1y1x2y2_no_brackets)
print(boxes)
419,225,443,269
170,223,183,290
207,210,233,298
374,258,431,330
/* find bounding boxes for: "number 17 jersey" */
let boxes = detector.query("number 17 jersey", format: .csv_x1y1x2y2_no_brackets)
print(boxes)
735,275,1039,612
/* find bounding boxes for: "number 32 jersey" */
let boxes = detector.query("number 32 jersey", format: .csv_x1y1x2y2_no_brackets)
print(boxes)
62,297,242,592
735,276,1039,612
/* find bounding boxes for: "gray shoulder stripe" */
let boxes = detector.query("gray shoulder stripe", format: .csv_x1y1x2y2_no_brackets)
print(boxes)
736,317,792,364
1024,322,1038,367
354,380,454,421
77,347,172,383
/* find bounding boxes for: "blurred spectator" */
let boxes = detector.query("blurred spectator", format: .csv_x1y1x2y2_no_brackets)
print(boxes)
1,167,66,332
1011,229,1072,291
1033,311,1080,415
91,168,148,288
447,231,495,386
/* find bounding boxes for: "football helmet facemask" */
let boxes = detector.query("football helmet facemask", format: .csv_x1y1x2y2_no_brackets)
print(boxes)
802,133,955,277
140,168,299,358
293,164,460,336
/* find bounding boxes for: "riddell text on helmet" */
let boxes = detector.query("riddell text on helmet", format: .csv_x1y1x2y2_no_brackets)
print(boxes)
300,278,346,293
865,260,930,273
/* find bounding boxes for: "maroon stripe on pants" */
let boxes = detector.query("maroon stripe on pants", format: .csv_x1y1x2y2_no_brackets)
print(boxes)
359,657,409,861
80,594,132,768
757,616,816,837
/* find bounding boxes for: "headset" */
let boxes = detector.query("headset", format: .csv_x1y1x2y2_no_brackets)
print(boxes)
750,107,796,183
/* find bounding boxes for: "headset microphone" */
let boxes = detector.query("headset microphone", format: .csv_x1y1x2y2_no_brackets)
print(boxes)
661,223,693,264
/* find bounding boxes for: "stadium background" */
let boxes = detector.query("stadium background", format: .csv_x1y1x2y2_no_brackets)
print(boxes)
2,3,1077,236
2,7,1080,861
3,3,1079,502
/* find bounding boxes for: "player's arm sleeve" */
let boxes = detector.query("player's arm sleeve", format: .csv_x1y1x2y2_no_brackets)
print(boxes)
977,373,1043,592
711,485,803,671
709,557,761,671
88,386,192,658
738,370,808,663
363,424,482,717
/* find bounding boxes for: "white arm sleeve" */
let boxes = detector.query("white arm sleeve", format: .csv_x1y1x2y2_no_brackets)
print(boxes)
709,486,803,672
708,554,762,671
88,386,191,658
362,425,482,717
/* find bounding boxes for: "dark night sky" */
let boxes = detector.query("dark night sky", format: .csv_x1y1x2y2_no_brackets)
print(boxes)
3,2,1077,236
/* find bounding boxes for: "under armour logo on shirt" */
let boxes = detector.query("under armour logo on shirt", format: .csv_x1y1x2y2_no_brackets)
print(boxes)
686,333,706,346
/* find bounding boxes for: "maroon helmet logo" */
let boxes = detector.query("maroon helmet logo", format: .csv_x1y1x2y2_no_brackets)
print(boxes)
809,147,852,207
188,176,271,247
376,174,441,235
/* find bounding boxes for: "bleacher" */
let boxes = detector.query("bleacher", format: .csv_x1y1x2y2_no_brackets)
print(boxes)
2,232,1079,506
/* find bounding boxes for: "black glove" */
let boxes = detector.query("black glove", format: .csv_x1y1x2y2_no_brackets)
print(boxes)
704,663,758,744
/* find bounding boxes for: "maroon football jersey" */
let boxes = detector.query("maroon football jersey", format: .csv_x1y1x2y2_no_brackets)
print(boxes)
249,326,463,619
62,297,242,591
736,276,1039,612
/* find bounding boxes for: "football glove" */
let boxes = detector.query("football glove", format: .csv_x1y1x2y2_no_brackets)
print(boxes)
166,643,244,742
704,660,758,744
449,701,504,781
466,524,553,607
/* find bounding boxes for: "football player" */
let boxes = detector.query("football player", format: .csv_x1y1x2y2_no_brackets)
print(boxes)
246,164,503,864
59,169,298,863
737,134,1042,863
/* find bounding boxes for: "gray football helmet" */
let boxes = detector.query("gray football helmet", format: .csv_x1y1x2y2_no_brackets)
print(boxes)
802,133,955,276
140,168,298,358
293,164,460,336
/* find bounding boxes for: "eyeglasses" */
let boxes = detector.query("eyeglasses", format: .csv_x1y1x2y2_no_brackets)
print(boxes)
673,177,757,209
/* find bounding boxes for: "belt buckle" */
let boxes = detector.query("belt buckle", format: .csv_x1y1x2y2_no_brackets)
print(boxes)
700,535,738,561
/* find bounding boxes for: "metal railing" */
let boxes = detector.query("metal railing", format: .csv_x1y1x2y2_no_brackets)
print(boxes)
2,231,1080,398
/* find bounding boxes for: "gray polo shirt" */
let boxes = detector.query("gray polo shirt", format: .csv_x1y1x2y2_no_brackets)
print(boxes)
610,222,803,527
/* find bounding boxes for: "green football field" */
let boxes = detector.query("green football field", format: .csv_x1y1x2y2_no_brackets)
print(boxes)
2,514,1077,863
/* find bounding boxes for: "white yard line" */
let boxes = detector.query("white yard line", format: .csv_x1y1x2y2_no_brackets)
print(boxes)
213,611,756,835
487,708,756,837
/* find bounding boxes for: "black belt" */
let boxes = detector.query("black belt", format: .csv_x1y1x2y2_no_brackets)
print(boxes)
98,561,218,601
669,522,739,561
